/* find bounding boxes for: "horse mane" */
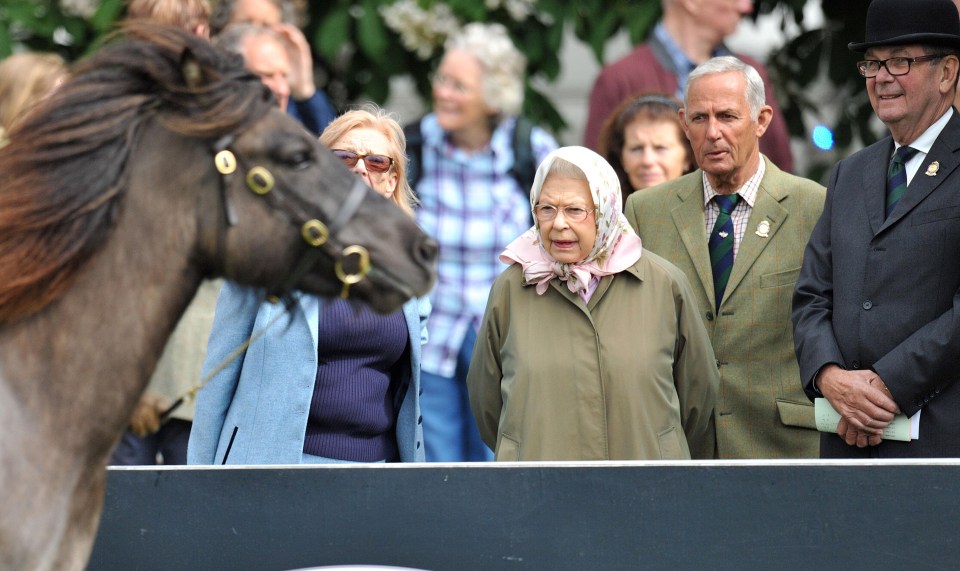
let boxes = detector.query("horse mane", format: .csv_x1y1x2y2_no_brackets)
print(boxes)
0,23,274,322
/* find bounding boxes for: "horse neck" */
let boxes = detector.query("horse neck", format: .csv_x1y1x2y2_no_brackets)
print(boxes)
3,123,211,452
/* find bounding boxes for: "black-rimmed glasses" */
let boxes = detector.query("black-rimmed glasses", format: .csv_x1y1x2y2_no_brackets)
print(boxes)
533,204,596,223
856,55,944,78
332,149,394,173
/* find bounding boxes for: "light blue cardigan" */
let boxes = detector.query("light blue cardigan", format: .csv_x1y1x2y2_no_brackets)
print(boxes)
187,281,429,464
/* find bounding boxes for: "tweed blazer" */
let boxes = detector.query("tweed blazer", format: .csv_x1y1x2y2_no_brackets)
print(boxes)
793,111,960,458
187,282,429,465
625,157,825,458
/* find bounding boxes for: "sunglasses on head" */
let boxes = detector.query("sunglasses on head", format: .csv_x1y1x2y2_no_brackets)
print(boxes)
332,149,394,173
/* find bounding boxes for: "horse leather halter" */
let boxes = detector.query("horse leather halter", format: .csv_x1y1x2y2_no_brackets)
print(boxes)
211,134,371,300
159,135,379,422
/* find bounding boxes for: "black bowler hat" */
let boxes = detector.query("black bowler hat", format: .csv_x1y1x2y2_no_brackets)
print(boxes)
848,0,960,52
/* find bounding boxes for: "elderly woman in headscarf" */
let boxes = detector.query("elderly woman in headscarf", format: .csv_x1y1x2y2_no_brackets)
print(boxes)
467,146,719,461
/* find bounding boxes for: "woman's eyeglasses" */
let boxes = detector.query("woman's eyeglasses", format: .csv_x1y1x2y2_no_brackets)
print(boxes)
533,204,596,223
332,149,394,173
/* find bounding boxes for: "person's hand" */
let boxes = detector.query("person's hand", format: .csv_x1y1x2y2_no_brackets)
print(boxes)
129,391,170,437
819,364,899,436
835,417,883,447
273,23,315,101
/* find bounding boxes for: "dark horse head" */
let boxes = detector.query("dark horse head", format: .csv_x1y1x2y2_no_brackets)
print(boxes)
0,23,436,571
0,23,437,323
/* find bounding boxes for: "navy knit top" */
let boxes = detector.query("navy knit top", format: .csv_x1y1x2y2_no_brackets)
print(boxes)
303,299,410,462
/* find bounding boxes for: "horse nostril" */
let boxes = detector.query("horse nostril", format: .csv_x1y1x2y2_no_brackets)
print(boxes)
416,236,439,264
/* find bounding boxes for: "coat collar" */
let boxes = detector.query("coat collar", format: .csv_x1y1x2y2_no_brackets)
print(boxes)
873,111,960,234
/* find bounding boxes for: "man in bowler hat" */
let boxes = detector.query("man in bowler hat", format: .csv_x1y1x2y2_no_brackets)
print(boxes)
793,0,960,457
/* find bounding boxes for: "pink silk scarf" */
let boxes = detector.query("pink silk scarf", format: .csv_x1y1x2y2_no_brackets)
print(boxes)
500,146,643,303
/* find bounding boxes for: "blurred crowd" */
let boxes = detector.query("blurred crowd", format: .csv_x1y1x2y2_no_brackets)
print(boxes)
3,0,959,465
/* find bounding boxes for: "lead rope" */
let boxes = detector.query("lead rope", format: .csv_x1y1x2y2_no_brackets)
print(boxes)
158,294,295,422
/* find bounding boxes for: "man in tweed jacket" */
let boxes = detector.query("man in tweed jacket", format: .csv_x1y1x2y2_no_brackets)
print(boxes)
625,56,825,458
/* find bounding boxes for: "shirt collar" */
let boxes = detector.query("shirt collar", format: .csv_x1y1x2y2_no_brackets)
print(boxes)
895,107,953,155
654,22,732,97
702,156,766,208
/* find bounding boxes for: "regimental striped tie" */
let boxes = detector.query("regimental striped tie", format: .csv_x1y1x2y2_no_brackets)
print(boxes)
886,146,919,219
708,194,741,311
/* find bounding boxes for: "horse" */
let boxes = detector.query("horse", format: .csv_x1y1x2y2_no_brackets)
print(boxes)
0,24,437,571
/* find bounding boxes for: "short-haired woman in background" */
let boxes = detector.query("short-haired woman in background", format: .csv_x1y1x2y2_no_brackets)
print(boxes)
597,94,694,206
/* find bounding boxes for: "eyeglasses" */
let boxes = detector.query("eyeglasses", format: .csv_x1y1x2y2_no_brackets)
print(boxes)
533,204,596,223
856,55,944,78
430,73,472,96
332,149,394,173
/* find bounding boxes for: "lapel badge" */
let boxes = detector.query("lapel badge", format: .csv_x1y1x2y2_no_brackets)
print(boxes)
755,220,771,238
925,161,940,177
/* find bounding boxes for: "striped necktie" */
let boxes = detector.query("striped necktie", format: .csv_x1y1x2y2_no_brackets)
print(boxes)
886,146,919,219
708,194,741,311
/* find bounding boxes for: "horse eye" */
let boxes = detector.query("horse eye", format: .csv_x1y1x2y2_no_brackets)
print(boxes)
286,151,312,170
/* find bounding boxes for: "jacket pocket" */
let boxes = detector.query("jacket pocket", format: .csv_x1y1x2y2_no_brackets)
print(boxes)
776,399,817,430
911,205,960,226
657,426,684,459
760,267,801,289
496,432,521,461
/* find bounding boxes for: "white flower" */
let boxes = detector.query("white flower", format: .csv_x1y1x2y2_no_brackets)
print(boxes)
381,0,462,61
59,0,99,19
485,0,535,22
503,0,535,22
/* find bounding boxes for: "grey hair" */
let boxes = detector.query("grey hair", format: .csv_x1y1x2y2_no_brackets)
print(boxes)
209,0,296,36
545,158,588,181
444,22,526,118
686,56,766,121
213,22,282,56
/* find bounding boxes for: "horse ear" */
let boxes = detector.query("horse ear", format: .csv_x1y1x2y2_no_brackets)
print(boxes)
180,49,203,89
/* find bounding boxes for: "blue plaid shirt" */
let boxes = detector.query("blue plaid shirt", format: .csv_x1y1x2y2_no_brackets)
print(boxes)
414,113,557,377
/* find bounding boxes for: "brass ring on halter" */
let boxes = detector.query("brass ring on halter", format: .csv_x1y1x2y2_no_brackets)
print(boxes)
301,219,330,247
335,245,371,285
246,166,274,195
214,150,237,174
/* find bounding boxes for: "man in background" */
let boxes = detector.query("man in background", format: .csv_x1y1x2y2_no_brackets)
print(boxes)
584,0,793,173
212,0,334,135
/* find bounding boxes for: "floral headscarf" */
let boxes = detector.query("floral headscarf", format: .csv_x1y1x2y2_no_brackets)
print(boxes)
500,146,643,302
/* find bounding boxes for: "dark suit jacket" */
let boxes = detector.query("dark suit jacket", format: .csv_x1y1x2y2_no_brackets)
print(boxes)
626,157,824,458
793,111,960,458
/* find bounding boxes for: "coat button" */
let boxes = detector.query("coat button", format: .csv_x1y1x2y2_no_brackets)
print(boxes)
418,415,423,424
705,311,714,321
862,300,873,310
851,360,861,369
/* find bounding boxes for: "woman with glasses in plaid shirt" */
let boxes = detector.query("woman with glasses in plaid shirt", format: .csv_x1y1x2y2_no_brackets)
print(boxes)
407,23,558,462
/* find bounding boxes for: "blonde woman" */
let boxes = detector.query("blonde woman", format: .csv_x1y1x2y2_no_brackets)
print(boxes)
189,107,430,465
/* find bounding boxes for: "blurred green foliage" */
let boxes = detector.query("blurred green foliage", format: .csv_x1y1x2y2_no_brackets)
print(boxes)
0,0,123,60
0,0,878,178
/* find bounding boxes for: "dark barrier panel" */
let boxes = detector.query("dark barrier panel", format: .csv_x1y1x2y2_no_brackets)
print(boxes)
89,461,960,570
